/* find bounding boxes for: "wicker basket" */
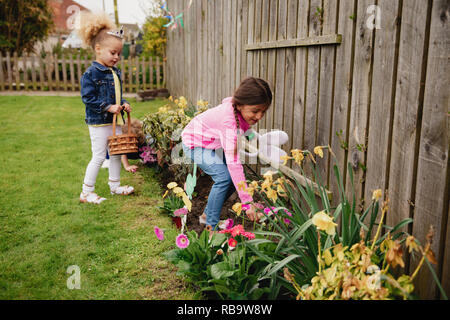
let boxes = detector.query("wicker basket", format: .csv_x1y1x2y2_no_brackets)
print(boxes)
108,112,139,155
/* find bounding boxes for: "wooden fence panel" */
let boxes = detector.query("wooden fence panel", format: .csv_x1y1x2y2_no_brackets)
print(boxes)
364,0,401,214
328,0,357,207
346,0,376,208
411,0,449,299
0,53,164,93
316,0,338,187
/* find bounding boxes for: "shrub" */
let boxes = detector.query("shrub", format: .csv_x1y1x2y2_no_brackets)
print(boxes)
142,96,208,182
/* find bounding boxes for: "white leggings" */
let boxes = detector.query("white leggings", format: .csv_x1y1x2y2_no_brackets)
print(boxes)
82,125,122,193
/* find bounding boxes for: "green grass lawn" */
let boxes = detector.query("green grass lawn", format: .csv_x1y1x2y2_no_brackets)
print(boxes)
0,95,196,299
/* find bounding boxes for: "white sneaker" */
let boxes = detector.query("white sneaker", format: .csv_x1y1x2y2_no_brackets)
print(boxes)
101,159,110,168
110,185,134,195
199,213,206,224
80,192,107,204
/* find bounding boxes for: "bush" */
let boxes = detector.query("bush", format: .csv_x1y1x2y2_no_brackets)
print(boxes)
142,96,208,182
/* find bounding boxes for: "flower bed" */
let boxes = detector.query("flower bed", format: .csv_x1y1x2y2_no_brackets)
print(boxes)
142,96,445,300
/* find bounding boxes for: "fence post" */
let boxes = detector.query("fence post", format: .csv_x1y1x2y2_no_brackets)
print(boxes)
149,56,153,89
62,54,68,91
31,55,37,90
46,54,53,91
54,54,60,91
141,56,146,91
0,52,4,91
6,52,12,91
38,54,45,92
77,54,81,91
69,54,75,91
23,54,29,91
13,52,20,90
156,56,160,89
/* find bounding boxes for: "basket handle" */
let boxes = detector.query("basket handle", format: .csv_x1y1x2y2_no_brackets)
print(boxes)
112,110,132,136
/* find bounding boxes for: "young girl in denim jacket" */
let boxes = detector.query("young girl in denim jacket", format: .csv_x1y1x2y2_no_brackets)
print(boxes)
181,77,272,230
78,12,134,204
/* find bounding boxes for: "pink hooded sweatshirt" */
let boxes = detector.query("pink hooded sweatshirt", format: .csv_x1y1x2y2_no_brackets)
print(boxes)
181,97,253,204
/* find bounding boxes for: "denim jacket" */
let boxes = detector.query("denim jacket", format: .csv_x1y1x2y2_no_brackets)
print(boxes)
80,61,128,125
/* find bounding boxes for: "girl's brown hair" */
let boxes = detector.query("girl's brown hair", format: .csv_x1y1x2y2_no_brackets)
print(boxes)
231,77,272,155
77,11,117,49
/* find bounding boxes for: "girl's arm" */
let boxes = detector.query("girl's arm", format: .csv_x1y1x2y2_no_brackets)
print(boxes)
219,120,253,204
80,72,111,113
121,155,138,172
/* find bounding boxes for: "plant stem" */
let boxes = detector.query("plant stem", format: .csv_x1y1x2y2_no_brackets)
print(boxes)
317,231,322,274
371,208,386,251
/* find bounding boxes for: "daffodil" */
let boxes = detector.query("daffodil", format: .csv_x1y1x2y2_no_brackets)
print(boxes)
277,183,286,195
263,170,275,182
314,146,324,158
385,240,405,268
162,190,169,199
372,189,382,201
182,193,192,211
312,210,337,236
406,236,419,253
172,186,184,194
197,99,209,107
291,149,304,164
232,202,242,216
167,182,178,189
266,187,278,203
280,155,292,165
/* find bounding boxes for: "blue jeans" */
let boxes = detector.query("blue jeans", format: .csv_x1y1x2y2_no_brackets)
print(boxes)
182,144,235,229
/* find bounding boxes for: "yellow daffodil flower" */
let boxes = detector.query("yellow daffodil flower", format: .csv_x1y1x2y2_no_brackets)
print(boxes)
172,186,184,194
314,146,324,158
406,236,419,253
372,189,382,201
291,149,304,164
167,182,178,189
232,202,242,216
266,188,278,203
280,155,292,165
312,210,337,236
182,193,192,211
162,190,169,199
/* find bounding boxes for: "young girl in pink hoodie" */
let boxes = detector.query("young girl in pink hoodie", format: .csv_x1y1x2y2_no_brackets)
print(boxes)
181,77,272,231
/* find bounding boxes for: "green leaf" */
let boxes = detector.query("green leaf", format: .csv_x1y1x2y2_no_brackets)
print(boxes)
266,254,300,277
210,262,236,279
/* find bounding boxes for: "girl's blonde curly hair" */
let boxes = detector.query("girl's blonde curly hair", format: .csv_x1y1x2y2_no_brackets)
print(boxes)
77,11,117,49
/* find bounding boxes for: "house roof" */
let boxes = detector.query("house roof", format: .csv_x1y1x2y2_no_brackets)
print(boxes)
48,0,90,33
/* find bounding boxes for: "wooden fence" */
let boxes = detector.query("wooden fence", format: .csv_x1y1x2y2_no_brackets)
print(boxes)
0,52,165,93
165,0,449,299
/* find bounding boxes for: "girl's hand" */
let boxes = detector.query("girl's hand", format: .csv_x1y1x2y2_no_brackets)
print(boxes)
122,103,132,113
108,104,123,114
125,164,138,173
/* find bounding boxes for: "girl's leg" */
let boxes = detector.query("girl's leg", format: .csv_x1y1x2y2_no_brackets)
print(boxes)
184,145,233,229
82,126,110,193
108,127,134,195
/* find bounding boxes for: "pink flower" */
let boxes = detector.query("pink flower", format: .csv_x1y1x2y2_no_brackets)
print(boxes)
230,225,245,237
154,226,164,241
174,207,188,217
242,231,255,240
224,218,234,230
283,210,293,224
176,234,190,249
264,207,277,215
242,204,251,211
228,238,237,248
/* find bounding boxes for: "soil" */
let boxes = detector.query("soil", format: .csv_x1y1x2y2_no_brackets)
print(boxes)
156,164,259,234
